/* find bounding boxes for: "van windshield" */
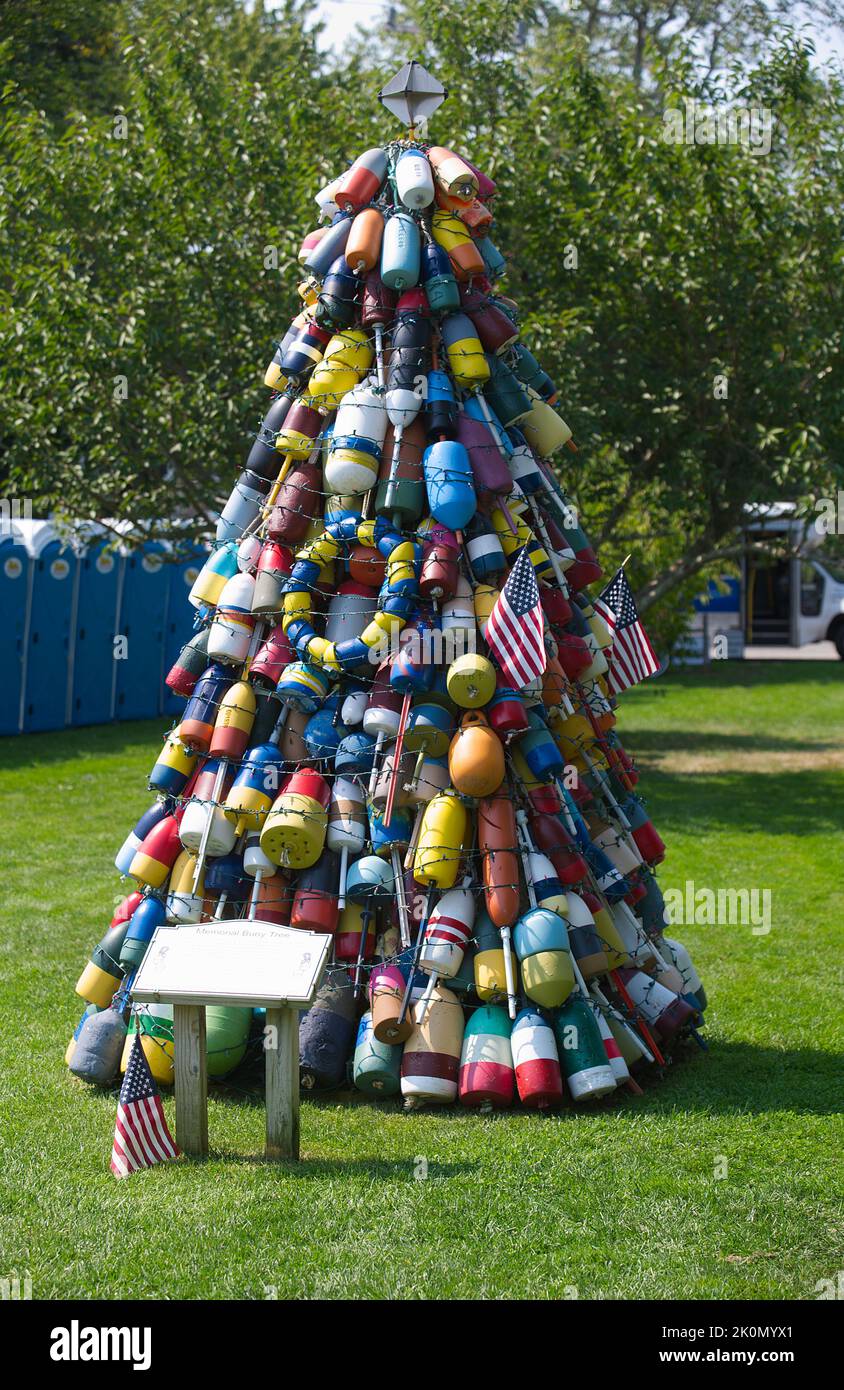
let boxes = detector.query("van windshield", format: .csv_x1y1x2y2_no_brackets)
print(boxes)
818,558,844,584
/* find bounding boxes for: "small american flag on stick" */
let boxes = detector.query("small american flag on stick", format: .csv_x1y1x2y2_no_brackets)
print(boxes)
593,567,660,694
486,547,547,688
111,1033,180,1178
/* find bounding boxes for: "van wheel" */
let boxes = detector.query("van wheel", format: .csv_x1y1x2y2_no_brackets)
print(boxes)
834,628,844,660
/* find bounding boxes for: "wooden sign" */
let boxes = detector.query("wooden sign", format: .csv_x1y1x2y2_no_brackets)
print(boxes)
132,922,332,1163
132,921,331,1009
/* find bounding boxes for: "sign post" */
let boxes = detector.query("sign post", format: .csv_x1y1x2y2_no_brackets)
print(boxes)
133,921,332,1161
264,1007,300,1160
174,1003,208,1157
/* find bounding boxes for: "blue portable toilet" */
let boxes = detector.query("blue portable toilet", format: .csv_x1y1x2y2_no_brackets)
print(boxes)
0,521,32,735
21,522,77,732
162,540,208,719
69,528,121,727
693,578,742,613
114,539,171,721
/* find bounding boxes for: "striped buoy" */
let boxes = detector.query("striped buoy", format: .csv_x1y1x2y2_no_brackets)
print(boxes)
553,995,616,1102
512,1007,563,1110
334,901,375,963
166,849,205,923
582,890,629,968
616,967,694,1042
370,962,412,1044
526,851,568,916
663,936,707,1013
459,1004,514,1108
401,984,464,1107
594,1004,630,1085
564,890,610,979
419,884,475,983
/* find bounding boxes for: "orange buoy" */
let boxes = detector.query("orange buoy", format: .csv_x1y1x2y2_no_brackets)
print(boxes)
447,711,505,798
345,207,385,274
477,794,520,929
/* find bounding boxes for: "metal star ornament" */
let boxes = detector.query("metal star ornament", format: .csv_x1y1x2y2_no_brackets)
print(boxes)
379,61,447,133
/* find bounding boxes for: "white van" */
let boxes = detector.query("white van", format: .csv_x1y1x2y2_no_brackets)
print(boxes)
743,505,844,657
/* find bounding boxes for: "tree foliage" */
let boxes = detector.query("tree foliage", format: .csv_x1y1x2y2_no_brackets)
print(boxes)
1,0,843,645
0,0,379,540
368,2,844,637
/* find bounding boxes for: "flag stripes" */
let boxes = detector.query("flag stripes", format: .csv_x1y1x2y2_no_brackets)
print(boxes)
593,568,659,695
486,548,547,689
110,1034,180,1178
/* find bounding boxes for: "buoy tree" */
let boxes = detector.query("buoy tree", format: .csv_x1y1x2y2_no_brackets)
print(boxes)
67,62,707,1115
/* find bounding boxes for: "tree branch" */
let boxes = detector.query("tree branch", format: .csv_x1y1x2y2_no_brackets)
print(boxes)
636,536,792,612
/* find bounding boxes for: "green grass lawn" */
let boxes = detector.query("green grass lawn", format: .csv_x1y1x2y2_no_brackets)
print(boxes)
1,662,842,1300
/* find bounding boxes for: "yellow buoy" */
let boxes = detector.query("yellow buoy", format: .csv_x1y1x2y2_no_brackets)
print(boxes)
473,583,499,639
414,790,467,890
121,1005,175,1086
306,329,374,411
521,950,575,1010
446,652,497,709
520,387,573,458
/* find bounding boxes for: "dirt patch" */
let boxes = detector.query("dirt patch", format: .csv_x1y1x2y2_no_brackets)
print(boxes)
634,749,844,774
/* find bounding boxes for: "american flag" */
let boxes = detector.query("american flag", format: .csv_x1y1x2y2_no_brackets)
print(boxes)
110,1033,180,1178
486,547,547,688
593,568,660,694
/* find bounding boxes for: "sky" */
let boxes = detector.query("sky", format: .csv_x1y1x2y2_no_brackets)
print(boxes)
309,0,390,52
301,0,844,66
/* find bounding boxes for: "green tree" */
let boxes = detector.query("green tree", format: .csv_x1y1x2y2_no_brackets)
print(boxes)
2,0,843,647
0,0,131,123
0,0,380,543
383,0,844,89
364,6,844,640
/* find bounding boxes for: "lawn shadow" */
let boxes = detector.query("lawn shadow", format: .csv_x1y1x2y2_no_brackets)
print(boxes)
190,1152,475,1180
627,1038,843,1118
639,663,844,692
0,719,165,771
635,768,844,835
628,729,843,756
208,1038,844,1124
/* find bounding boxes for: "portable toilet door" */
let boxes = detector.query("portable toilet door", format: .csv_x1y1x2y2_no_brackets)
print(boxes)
70,535,121,726
114,541,170,721
0,523,32,734
162,542,208,719
21,523,77,733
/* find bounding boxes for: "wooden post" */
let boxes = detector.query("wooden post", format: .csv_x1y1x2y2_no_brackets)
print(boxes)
265,1006,300,1161
174,1003,208,1157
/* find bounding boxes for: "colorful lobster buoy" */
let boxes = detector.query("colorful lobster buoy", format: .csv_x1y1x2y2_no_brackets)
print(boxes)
418,883,475,995
353,1011,402,1096
448,711,504,797
554,995,617,1102
511,1007,564,1110
514,907,576,1009
459,1004,514,1108
413,790,468,890
68,1004,127,1086
401,984,464,1108
370,961,412,1044
260,769,330,869
299,972,358,1090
